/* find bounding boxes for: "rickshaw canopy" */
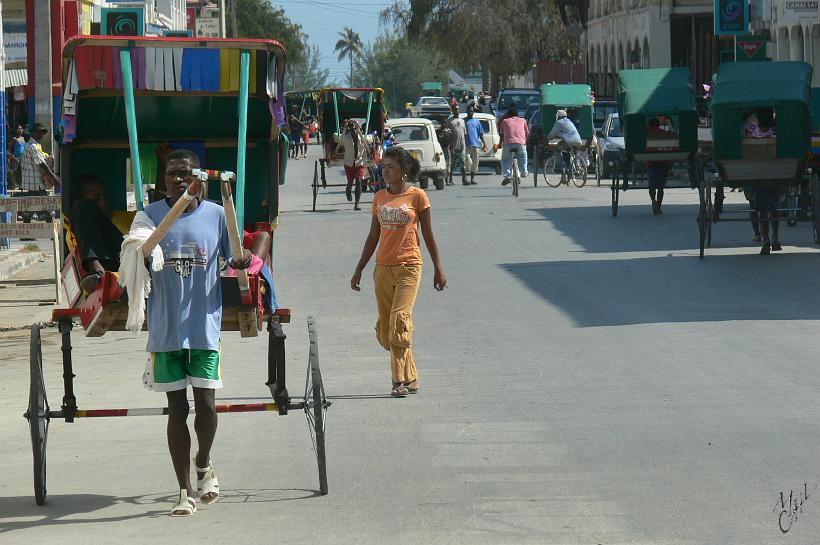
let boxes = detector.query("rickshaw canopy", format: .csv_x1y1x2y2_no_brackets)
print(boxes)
317,88,385,137
539,83,594,140
59,35,287,229
421,81,442,95
286,90,320,116
711,61,812,160
811,87,820,132
617,68,698,156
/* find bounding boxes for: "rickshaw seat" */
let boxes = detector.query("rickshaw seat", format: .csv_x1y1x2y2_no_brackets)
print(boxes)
717,157,804,185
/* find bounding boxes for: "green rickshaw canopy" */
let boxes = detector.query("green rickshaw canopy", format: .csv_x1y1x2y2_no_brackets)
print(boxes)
811,87,820,132
317,87,386,137
617,68,698,156
539,84,594,140
711,61,812,160
421,81,442,95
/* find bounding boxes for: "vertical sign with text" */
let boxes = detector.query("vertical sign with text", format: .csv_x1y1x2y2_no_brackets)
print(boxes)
715,0,749,36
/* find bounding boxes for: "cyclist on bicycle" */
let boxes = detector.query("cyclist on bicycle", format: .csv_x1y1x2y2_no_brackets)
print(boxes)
498,103,529,186
545,109,582,181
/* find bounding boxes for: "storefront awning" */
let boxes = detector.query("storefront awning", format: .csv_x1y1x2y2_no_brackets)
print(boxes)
4,68,28,88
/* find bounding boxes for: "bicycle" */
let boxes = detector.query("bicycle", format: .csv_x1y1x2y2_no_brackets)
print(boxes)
542,142,588,188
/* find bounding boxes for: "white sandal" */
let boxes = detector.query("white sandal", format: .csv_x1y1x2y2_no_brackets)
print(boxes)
170,489,197,517
195,458,220,505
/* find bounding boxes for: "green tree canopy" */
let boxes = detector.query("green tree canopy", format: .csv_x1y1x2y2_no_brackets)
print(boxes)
382,0,581,91
353,34,448,115
288,44,333,91
237,0,306,63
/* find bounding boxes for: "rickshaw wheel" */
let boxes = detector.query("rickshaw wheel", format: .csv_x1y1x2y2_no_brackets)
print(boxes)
312,161,319,212
786,187,799,227
304,316,328,495
27,325,50,506
812,175,820,244
611,167,620,217
698,186,709,258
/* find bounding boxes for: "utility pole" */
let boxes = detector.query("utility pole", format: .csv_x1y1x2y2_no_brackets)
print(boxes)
219,0,227,38
34,0,53,156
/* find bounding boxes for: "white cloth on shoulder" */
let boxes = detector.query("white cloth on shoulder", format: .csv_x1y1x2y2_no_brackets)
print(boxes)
118,211,164,332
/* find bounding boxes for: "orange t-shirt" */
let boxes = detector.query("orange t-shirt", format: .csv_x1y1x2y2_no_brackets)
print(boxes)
372,186,430,265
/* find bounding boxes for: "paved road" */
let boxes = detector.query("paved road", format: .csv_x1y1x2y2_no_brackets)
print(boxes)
2,146,820,544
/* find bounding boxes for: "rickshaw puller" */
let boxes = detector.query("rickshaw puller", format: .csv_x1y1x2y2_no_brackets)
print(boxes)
135,149,252,517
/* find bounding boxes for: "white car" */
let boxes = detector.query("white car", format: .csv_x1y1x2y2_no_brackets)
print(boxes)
411,96,452,119
460,112,503,174
386,117,447,190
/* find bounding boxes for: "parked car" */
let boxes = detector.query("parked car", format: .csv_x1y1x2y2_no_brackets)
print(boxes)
459,112,503,174
496,88,540,121
386,117,447,190
595,113,625,178
593,100,618,135
411,96,452,120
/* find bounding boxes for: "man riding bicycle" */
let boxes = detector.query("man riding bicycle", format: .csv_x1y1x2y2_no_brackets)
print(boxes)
498,104,529,186
545,109,582,181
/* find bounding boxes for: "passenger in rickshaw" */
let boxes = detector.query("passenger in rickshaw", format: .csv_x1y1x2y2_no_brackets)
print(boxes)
646,117,676,215
545,109,582,180
742,107,782,254
70,174,125,291
333,118,370,211
132,148,253,517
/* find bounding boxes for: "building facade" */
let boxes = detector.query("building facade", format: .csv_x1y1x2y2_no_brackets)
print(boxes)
760,0,820,85
584,0,733,97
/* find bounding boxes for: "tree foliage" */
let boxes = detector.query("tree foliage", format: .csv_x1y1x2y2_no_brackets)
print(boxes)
382,0,581,91
334,27,365,87
288,44,333,91
352,34,448,115
236,0,305,63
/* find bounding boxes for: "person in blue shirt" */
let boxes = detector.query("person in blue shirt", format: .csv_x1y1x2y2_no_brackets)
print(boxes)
142,149,251,516
464,105,488,185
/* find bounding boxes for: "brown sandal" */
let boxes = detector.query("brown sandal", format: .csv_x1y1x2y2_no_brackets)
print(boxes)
404,380,419,394
391,383,409,397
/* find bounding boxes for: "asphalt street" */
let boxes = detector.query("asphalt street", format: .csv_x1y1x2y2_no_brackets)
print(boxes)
2,146,820,544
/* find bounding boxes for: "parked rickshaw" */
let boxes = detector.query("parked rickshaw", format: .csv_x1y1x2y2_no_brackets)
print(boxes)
709,61,817,254
24,36,329,507
421,81,442,96
313,88,385,210
535,83,595,188
610,68,703,232
286,89,320,118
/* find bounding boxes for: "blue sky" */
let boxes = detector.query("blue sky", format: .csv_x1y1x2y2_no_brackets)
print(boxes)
273,0,395,84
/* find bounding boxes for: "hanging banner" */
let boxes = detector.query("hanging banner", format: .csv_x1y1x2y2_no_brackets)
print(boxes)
715,0,749,36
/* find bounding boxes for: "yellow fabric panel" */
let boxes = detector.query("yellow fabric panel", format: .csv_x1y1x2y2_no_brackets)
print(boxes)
219,49,256,93
111,210,137,235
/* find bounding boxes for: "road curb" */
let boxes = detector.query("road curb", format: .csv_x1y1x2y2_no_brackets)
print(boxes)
0,250,44,281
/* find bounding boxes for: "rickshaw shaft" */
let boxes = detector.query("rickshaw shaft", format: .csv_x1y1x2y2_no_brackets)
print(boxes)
59,320,77,422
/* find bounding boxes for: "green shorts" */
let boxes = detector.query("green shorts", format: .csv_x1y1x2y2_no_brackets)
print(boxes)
146,347,222,392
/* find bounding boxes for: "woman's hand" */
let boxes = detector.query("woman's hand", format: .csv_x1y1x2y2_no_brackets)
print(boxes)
433,269,447,291
351,270,362,291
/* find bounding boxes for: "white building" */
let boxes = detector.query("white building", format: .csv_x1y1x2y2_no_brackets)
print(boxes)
584,0,734,97
757,0,820,85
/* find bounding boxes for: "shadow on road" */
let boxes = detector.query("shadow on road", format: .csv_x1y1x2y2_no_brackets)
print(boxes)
0,488,321,533
523,203,816,254
502,252,820,326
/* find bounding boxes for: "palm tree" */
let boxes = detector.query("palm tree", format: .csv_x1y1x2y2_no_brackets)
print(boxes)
334,27,364,87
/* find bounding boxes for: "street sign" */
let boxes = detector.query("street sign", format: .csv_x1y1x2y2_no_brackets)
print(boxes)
0,196,60,213
736,35,767,61
715,0,749,36
195,17,220,38
0,222,55,239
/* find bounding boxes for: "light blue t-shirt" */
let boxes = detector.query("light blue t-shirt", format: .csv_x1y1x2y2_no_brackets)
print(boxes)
145,199,232,353
465,117,485,148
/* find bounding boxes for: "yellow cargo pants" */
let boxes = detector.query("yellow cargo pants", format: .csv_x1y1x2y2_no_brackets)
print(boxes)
373,263,421,383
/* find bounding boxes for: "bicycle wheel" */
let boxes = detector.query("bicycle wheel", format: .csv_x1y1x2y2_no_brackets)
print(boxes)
512,159,519,197
543,156,562,188
572,155,588,188
27,325,49,505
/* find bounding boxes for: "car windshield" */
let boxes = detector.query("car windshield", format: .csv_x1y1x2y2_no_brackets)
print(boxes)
391,125,430,141
607,117,623,137
594,103,618,126
421,97,448,105
498,93,540,111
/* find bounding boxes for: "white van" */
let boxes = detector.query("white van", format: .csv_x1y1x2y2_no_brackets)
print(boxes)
386,117,447,190
459,112,502,174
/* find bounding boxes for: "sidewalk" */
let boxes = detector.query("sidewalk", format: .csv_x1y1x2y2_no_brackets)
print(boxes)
0,245,57,331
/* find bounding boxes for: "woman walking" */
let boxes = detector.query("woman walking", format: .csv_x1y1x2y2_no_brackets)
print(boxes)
350,147,447,397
